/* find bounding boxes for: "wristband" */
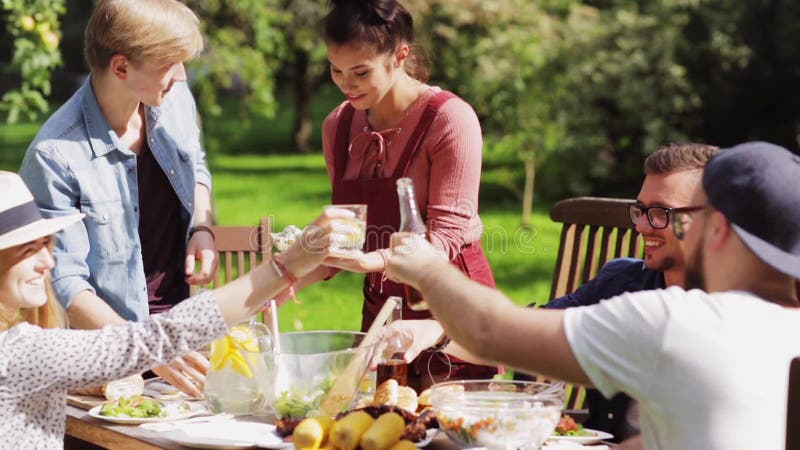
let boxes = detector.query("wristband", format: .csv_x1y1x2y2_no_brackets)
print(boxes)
431,333,451,352
189,225,215,241
271,258,298,285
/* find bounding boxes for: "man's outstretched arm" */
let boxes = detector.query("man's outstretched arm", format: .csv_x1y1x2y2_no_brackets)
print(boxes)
386,232,592,386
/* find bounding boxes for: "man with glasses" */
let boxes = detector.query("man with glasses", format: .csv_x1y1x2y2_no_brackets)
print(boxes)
385,143,718,445
387,141,800,449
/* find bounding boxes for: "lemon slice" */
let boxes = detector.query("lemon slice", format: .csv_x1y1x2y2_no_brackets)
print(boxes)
209,325,259,378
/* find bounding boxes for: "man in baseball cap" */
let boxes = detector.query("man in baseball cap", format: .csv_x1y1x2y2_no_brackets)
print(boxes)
386,141,800,449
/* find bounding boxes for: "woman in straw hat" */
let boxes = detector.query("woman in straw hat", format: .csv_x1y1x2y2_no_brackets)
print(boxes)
0,171,351,449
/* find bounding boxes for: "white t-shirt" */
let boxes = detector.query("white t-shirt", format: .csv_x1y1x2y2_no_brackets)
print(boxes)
564,286,800,450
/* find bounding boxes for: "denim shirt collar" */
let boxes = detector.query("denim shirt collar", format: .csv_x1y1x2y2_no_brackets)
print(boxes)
80,75,164,158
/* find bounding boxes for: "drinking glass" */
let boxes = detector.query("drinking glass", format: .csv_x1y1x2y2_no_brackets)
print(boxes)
325,204,367,251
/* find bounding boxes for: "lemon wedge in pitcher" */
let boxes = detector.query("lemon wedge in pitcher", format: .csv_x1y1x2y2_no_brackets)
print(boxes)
209,325,259,378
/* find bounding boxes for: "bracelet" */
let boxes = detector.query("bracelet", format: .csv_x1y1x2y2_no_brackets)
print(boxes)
376,249,390,294
189,225,215,241
431,333,451,352
270,258,298,285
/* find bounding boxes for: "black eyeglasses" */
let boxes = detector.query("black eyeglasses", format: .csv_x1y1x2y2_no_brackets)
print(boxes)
628,203,675,229
670,205,708,240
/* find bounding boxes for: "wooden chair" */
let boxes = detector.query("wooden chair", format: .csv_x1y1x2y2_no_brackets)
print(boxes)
196,217,272,290
539,197,641,410
549,196,642,299
788,357,800,450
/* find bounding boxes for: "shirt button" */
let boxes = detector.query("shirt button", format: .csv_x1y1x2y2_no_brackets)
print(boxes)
149,137,155,143
101,214,108,221
170,169,175,175
188,202,192,208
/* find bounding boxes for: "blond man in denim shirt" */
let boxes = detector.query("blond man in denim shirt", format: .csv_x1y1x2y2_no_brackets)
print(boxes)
19,0,217,397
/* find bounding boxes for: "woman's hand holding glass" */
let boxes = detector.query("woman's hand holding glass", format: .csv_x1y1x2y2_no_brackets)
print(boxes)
278,207,360,279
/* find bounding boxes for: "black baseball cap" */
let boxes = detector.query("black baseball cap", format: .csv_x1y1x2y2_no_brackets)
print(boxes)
703,141,800,279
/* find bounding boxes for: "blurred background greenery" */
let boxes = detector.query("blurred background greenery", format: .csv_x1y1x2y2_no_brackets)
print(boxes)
3,0,800,329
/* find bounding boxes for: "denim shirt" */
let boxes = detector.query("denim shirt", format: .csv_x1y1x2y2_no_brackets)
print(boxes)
19,76,211,322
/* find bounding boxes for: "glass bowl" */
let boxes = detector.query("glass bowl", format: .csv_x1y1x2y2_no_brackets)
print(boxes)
263,331,379,419
431,380,565,450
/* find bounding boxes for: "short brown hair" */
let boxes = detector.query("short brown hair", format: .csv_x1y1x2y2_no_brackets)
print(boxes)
323,0,429,83
644,142,721,175
84,0,204,72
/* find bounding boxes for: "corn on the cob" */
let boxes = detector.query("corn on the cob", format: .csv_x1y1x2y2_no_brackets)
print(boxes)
293,415,335,449
360,412,406,450
386,440,417,450
329,411,374,450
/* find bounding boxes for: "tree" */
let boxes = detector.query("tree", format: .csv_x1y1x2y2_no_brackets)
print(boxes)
1,0,65,123
280,0,329,153
184,0,288,152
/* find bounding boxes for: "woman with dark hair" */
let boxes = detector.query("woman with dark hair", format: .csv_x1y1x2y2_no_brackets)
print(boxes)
300,0,497,390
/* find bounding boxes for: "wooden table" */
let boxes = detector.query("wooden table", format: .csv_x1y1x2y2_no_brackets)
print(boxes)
65,404,462,450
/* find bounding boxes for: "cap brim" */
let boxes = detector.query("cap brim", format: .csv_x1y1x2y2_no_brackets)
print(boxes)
731,223,800,280
0,213,85,251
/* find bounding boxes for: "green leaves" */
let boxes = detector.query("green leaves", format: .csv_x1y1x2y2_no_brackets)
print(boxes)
1,0,65,123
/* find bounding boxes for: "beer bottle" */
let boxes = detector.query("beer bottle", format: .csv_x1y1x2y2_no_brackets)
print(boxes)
396,177,430,311
376,297,411,386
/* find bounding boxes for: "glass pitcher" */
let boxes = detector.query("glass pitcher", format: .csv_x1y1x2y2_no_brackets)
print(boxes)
204,317,273,415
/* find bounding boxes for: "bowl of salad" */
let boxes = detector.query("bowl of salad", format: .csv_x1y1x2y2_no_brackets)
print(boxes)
549,415,614,444
431,380,564,450
265,331,379,419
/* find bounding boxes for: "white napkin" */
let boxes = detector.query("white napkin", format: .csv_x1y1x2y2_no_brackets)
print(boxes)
158,420,290,448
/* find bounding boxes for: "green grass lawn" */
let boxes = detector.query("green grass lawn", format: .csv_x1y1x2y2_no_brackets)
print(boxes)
0,93,560,332
210,153,560,332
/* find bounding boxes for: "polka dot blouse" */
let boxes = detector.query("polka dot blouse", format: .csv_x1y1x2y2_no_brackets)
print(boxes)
0,291,227,449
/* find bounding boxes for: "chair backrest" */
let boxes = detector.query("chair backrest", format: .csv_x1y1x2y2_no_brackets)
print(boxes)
788,357,800,450
549,197,642,299
538,197,641,411
199,217,272,290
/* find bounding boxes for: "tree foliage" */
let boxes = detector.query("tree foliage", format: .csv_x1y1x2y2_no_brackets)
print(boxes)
3,0,800,202
1,0,65,123
184,0,288,122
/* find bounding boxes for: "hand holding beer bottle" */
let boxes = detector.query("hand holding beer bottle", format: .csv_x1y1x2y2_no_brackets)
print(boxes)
396,177,430,311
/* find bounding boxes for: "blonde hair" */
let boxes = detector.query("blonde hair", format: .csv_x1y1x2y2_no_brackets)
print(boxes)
84,0,204,71
0,243,66,332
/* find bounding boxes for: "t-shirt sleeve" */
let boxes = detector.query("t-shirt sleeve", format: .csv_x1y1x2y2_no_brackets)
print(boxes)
563,287,675,399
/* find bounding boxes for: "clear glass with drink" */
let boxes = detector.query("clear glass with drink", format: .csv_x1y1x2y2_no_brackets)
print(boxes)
325,204,367,251
396,178,429,310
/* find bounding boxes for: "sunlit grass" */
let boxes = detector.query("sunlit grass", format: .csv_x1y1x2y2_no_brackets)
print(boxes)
0,93,559,332
211,153,559,331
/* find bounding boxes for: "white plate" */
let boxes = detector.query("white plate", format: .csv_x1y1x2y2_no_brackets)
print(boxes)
162,422,290,449
88,402,205,425
548,428,613,444
415,428,439,448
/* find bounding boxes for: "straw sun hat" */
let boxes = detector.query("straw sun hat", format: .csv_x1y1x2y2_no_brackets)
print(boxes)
0,171,84,251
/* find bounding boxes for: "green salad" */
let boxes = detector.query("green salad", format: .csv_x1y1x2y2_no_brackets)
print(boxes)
553,415,595,437
99,395,163,418
273,375,336,419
